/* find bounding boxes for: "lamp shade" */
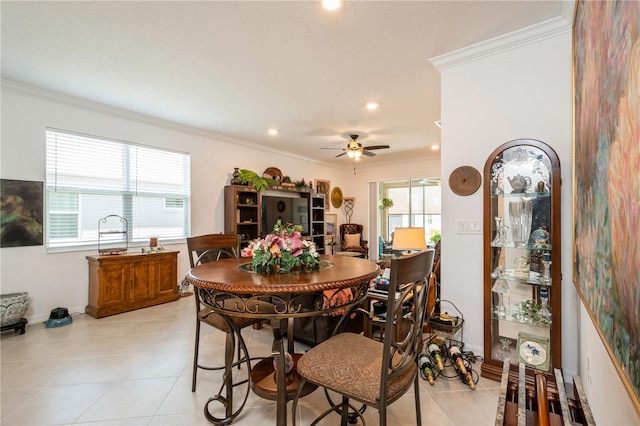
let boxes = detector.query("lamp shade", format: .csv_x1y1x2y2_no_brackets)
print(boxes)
392,227,427,251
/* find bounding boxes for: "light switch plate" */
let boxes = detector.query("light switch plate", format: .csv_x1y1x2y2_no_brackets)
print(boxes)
457,220,482,234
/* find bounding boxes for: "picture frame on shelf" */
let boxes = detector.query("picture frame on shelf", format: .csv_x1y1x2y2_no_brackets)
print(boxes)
315,179,330,210
516,332,550,372
325,213,337,237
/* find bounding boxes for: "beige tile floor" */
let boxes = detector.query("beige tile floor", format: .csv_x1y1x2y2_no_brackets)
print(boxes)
1,296,500,425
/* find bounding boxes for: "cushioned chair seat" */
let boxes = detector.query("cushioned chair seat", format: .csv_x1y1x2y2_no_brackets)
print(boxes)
296,332,416,405
292,250,435,426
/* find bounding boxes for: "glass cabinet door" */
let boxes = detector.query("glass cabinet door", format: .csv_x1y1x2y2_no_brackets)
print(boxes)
481,139,561,382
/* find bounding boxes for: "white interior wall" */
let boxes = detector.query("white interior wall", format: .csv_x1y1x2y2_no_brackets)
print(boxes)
437,30,574,369
579,303,640,423
0,84,343,322
0,83,434,324
436,28,639,424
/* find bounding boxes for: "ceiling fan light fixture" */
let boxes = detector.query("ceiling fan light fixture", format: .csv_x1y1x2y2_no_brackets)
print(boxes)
347,149,362,159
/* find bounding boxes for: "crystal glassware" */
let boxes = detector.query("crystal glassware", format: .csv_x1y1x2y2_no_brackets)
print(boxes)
491,217,505,246
492,278,510,318
509,199,533,247
538,287,552,324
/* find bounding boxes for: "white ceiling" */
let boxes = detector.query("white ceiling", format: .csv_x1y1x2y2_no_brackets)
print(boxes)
1,1,567,167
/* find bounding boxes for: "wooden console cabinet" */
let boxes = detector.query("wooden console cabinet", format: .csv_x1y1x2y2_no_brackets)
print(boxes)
86,251,179,318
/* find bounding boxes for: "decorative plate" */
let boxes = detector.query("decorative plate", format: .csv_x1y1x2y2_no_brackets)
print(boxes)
516,332,550,371
263,167,282,181
448,166,481,196
331,187,343,208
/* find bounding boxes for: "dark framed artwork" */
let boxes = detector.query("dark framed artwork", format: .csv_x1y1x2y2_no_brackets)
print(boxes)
573,0,640,412
1,179,44,247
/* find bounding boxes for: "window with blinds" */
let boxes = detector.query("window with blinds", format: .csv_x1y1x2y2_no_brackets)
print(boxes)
45,129,191,250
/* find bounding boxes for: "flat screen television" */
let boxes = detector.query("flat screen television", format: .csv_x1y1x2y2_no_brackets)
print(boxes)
261,194,309,236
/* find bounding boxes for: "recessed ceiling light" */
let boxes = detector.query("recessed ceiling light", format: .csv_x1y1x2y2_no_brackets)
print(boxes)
322,0,341,11
365,101,380,110
431,144,440,151
267,129,279,135
435,120,442,128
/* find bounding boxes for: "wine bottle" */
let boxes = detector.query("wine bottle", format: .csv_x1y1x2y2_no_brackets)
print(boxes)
427,343,444,371
418,352,435,384
449,345,475,389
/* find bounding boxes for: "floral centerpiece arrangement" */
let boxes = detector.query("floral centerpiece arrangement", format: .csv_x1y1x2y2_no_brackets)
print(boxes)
241,220,320,273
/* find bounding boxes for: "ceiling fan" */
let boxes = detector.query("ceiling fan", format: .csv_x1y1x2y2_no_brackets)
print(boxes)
322,135,390,159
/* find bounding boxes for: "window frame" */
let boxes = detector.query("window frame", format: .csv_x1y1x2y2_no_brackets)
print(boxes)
45,128,191,252
379,178,441,246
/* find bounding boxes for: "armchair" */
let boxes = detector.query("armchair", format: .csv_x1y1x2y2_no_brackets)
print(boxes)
339,223,368,258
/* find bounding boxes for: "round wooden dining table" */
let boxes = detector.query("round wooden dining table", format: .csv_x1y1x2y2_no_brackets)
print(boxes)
184,254,380,426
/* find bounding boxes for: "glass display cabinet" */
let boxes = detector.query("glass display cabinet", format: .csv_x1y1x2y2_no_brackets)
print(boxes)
481,139,561,383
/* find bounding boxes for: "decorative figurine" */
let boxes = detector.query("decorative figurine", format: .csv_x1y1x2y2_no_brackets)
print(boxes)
231,167,242,185
507,174,532,193
490,265,504,279
542,252,552,284
514,256,530,279
532,226,550,249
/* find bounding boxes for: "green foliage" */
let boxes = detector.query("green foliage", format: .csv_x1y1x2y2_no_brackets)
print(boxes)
380,198,394,208
238,169,278,192
430,231,441,243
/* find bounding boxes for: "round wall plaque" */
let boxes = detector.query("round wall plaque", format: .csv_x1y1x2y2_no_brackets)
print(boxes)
448,166,481,196
331,187,343,208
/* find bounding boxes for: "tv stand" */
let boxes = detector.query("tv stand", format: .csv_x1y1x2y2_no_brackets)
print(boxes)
224,185,325,254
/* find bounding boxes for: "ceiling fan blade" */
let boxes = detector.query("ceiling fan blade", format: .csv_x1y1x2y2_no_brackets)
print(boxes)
335,152,347,158
320,147,344,150
362,150,376,157
363,145,390,150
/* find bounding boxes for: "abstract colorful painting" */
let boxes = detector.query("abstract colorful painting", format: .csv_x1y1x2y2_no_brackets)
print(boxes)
1,179,44,247
573,0,640,411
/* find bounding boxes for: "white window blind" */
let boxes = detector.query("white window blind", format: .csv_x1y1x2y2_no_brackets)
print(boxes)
45,129,191,249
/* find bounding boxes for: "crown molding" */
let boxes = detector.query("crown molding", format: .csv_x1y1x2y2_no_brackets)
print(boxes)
430,3,574,71
1,79,335,166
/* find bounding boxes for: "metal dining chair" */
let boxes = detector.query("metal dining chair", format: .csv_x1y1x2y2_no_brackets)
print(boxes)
187,233,272,425
292,249,435,426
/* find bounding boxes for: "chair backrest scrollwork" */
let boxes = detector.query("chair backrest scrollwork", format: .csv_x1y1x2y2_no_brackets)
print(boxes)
380,249,435,404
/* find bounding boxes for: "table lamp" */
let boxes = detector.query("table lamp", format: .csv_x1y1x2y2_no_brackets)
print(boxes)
392,227,427,255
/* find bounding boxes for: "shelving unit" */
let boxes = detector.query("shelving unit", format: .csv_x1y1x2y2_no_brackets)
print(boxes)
224,185,325,254
224,185,260,250
310,194,326,254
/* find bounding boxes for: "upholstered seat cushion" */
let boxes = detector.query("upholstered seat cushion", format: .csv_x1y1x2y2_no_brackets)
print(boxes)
296,332,416,405
199,298,274,332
